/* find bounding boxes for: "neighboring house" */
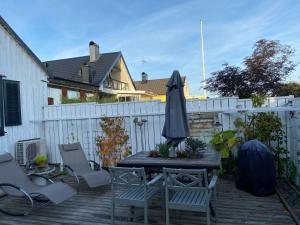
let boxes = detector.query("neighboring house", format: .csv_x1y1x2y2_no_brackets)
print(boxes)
134,72,190,101
45,42,151,104
0,16,48,154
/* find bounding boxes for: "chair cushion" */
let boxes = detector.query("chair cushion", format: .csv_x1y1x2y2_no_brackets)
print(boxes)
62,143,80,151
170,189,208,206
0,153,13,163
117,186,158,201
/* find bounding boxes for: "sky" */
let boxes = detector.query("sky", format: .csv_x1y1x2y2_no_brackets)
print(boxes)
0,0,300,96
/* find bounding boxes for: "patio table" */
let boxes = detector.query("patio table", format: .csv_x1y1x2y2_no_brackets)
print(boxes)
117,151,221,172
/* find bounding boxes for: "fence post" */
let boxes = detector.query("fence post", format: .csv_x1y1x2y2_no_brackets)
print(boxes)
88,118,95,169
58,119,64,171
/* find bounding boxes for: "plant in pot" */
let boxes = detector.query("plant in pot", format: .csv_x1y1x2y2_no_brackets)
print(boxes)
185,137,206,158
157,142,169,158
148,150,160,157
210,130,239,176
33,154,48,168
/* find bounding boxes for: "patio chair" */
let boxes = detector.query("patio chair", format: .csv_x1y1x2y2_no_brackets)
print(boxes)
163,168,218,225
58,143,110,191
0,153,76,216
109,167,163,225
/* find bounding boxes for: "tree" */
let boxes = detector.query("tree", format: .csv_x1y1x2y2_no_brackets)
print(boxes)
274,82,300,97
205,39,297,98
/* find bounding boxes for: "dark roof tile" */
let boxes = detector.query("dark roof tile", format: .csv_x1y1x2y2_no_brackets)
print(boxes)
44,52,121,86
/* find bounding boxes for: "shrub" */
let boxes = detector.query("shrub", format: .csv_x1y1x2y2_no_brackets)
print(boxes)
96,117,131,167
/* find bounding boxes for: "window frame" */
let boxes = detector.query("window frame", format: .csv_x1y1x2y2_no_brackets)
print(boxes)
4,79,22,126
0,76,4,136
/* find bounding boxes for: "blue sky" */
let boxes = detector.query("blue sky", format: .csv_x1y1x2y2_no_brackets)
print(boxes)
1,0,300,96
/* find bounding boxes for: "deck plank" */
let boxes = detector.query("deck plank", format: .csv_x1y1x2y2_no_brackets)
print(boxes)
0,178,294,225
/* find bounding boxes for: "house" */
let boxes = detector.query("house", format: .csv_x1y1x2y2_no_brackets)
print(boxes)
0,16,48,154
134,72,190,101
45,42,152,104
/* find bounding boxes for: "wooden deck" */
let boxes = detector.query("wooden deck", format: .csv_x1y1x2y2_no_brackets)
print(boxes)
0,178,295,225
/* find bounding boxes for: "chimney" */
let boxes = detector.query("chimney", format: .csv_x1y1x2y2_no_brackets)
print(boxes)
89,41,100,62
141,72,148,83
81,63,90,83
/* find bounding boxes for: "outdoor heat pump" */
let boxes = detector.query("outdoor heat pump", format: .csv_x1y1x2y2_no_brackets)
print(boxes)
15,138,47,165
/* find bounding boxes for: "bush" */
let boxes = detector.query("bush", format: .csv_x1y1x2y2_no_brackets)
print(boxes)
96,117,130,167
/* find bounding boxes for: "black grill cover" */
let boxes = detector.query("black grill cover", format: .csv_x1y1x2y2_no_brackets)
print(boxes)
236,139,276,196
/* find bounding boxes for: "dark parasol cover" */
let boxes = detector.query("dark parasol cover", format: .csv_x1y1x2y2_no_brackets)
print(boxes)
162,70,189,147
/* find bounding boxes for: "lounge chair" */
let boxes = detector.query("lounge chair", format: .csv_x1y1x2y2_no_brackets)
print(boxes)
109,167,163,225
58,142,110,191
0,153,76,216
163,168,218,225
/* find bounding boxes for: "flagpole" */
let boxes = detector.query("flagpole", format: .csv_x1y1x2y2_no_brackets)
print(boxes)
200,20,207,98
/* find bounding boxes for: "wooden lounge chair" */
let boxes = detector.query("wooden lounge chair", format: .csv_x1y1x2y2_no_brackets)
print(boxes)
58,143,110,191
163,168,218,225
109,167,163,225
0,153,76,216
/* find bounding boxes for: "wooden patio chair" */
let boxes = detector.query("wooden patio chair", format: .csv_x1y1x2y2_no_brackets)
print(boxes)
109,167,163,225
163,168,218,225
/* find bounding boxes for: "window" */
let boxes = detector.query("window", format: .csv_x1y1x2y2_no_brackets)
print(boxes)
0,76,4,136
68,90,79,99
4,80,22,126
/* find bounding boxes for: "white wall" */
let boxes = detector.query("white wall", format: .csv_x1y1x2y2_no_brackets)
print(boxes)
0,24,48,155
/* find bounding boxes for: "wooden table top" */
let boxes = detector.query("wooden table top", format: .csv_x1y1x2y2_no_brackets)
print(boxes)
117,151,221,170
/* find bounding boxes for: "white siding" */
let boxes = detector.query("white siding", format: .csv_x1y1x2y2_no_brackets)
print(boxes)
0,24,48,155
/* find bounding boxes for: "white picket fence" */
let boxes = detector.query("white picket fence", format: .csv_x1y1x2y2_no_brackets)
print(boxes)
42,96,300,184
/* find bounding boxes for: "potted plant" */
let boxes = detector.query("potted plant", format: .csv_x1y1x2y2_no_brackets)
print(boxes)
185,137,206,158
210,130,238,176
157,143,169,158
33,154,48,168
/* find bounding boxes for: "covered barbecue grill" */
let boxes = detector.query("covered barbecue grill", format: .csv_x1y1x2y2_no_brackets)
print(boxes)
236,139,276,196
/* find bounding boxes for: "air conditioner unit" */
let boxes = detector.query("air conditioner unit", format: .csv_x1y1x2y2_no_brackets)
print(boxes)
15,138,47,165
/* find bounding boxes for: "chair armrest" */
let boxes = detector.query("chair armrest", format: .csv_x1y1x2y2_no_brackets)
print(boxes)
0,183,22,191
146,174,163,187
88,160,100,170
64,164,75,173
0,183,34,216
28,174,54,184
208,175,218,190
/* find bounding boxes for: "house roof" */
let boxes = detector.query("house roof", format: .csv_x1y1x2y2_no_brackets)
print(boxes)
44,52,122,87
134,77,186,95
0,16,47,74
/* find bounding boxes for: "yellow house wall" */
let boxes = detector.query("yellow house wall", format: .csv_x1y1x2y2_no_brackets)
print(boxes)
152,95,166,102
139,94,154,101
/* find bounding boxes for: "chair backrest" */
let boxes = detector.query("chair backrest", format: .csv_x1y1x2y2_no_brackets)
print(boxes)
163,168,208,191
109,167,147,188
0,153,36,195
58,143,91,176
